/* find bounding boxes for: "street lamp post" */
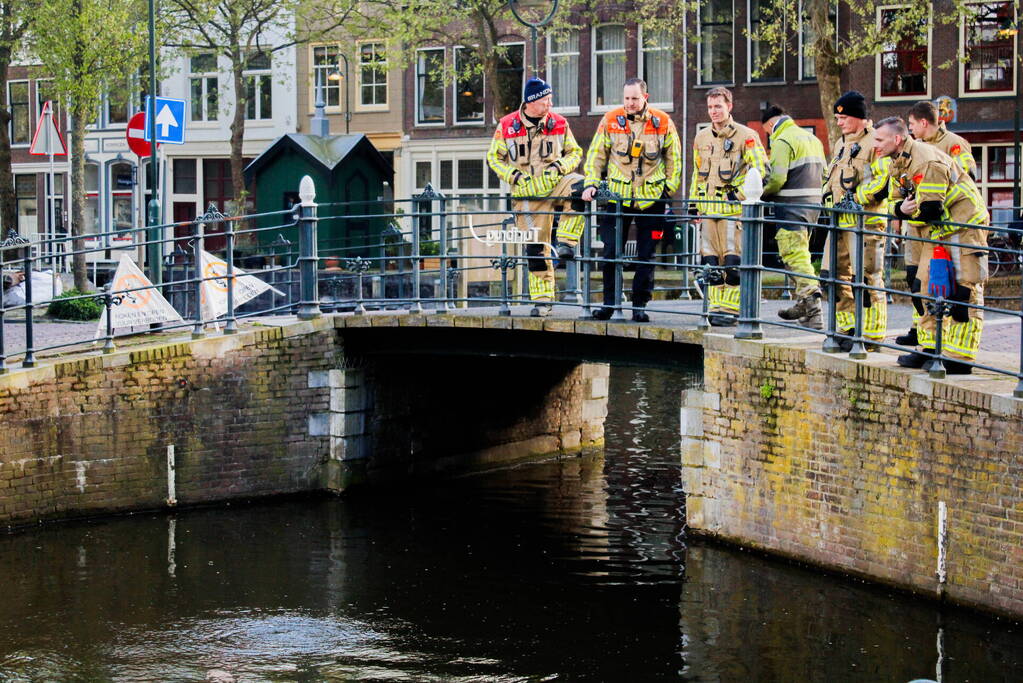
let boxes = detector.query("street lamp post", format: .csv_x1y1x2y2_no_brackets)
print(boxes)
335,53,350,135
311,55,350,136
507,0,560,76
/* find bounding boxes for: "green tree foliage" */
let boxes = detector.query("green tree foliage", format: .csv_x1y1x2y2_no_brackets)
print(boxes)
31,0,148,291
163,0,355,217
0,1,41,237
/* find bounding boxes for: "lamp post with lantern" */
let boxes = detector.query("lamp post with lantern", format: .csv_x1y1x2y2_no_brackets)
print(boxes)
506,0,560,76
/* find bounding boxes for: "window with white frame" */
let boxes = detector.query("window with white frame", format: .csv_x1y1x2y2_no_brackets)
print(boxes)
358,42,388,107
15,174,36,237
105,79,135,126
416,48,445,125
749,0,784,82
454,46,484,123
312,45,342,108
494,43,524,117
8,81,30,145
962,1,1017,94
413,153,503,215
244,52,273,120
547,31,579,110
971,144,1016,230
877,7,929,98
35,79,62,126
640,29,672,104
699,0,733,84
593,25,626,109
189,53,218,121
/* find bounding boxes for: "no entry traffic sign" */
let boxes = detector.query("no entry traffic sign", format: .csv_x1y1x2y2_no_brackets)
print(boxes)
126,112,159,157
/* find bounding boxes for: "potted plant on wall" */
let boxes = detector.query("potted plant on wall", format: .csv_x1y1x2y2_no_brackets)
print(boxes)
420,239,441,271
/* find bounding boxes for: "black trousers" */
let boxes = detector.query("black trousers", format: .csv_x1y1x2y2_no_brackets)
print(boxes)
598,201,665,308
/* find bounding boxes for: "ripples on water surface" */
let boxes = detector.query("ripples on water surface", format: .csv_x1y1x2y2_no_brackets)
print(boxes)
1,365,1021,681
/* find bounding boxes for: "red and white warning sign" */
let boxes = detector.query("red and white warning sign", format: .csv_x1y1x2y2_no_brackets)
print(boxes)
28,101,67,156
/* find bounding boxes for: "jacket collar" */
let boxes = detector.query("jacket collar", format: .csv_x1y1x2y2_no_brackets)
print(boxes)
769,116,794,142
712,116,737,138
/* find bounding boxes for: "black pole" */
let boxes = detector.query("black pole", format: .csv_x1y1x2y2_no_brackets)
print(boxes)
146,0,161,286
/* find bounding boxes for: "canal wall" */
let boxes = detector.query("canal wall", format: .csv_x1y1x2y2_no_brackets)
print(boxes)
682,334,1023,618
0,317,606,528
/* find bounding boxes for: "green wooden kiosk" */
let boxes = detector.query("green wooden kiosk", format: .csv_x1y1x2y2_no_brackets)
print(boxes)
244,133,393,258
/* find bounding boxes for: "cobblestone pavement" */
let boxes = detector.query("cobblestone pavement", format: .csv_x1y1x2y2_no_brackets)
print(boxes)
3,299,1019,379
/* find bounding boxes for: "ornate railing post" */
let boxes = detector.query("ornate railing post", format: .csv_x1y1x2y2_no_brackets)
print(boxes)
492,217,516,316
297,175,321,320
848,210,868,359
94,284,120,353
698,264,711,330
410,184,441,314
344,256,371,315
223,212,238,334
735,198,764,340
927,297,949,379
437,190,450,312
193,203,228,338
822,209,842,353
577,208,593,318
593,182,623,319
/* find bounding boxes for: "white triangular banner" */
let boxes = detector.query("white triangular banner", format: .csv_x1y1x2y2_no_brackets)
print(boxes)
199,249,284,321
96,254,183,336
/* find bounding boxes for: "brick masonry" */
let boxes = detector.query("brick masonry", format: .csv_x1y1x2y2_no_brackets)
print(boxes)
682,334,1023,619
0,315,607,528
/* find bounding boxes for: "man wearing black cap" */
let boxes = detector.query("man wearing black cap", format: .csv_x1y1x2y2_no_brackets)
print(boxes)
487,76,587,317
821,90,892,350
761,104,827,329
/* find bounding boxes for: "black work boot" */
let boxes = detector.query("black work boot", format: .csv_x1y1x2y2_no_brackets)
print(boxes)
632,307,650,323
943,359,973,375
708,312,738,327
556,243,576,261
897,351,929,369
592,307,614,321
895,327,918,346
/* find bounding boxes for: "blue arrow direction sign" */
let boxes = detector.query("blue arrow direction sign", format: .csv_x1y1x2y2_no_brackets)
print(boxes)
143,96,187,144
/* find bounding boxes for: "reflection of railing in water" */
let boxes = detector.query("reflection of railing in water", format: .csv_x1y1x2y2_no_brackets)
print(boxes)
1,175,1021,397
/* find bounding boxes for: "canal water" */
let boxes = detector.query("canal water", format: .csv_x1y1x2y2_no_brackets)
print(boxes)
1,365,1021,681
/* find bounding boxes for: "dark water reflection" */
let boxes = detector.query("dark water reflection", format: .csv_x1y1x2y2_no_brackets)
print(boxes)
1,365,1021,681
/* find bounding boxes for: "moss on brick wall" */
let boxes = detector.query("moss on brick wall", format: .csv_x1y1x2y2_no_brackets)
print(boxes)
684,336,1023,619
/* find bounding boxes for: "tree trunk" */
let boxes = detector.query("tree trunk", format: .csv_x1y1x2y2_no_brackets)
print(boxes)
0,53,16,236
229,60,247,214
809,0,842,146
70,107,88,291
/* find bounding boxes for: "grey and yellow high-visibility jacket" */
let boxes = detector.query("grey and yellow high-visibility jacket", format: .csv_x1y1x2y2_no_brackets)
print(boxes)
762,116,825,204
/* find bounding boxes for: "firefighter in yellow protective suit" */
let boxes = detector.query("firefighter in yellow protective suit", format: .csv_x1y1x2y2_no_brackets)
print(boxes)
690,87,769,326
487,77,586,317
896,100,980,345
821,91,891,350
873,117,989,375
581,78,681,322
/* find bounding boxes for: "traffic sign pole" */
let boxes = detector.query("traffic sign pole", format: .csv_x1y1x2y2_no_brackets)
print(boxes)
147,0,161,289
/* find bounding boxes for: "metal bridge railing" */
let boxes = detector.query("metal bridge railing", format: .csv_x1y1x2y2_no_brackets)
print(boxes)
1,174,1020,399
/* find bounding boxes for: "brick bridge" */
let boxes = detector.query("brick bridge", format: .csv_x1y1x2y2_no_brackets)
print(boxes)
1,307,1022,619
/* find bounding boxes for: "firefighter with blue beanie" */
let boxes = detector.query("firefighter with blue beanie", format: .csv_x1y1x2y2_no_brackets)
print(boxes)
487,76,587,317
